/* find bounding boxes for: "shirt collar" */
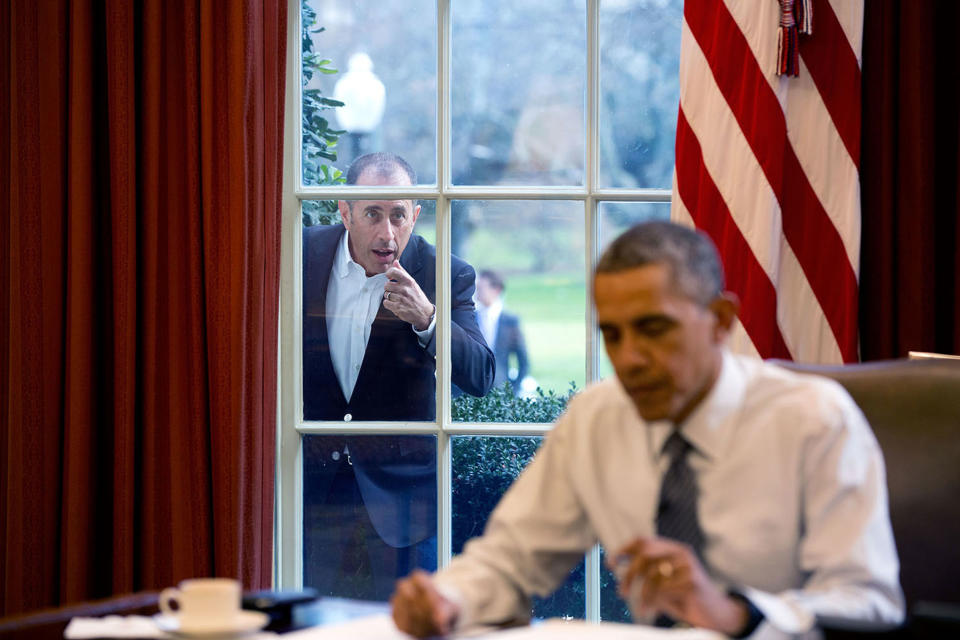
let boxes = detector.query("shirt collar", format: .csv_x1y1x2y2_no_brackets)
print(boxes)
333,228,357,279
479,298,503,317
649,349,745,462
334,228,387,285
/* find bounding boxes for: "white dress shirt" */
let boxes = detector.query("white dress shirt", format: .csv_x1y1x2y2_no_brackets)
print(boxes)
326,231,436,401
477,298,502,349
435,350,904,639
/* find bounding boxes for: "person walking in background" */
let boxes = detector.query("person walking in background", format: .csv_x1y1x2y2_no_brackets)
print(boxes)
475,270,530,396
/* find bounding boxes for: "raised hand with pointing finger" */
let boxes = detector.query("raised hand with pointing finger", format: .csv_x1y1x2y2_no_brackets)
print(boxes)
384,259,435,331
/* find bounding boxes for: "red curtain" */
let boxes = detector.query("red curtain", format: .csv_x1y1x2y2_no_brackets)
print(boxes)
860,1,960,360
1,0,285,615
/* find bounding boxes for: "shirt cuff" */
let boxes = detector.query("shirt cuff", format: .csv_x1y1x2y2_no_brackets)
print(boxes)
739,586,816,637
727,590,766,638
433,578,471,630
412,308,437,351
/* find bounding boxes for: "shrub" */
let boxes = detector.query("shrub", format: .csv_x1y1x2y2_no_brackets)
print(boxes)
451,382,577,423
450,382,626,620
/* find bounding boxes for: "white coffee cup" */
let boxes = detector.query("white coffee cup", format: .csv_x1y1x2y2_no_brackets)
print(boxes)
159,578,241,624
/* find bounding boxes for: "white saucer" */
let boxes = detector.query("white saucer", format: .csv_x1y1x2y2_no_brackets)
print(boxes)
154,611,269,637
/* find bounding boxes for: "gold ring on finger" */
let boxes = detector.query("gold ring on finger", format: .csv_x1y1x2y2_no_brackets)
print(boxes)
657,560,674,578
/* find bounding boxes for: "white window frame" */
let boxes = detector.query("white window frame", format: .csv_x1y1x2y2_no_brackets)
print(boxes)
277,0,672,621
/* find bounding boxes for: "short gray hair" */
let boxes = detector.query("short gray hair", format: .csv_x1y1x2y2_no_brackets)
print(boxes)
595,221,724,305
346,152,417,186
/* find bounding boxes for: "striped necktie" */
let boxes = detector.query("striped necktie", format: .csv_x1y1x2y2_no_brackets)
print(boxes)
652,431,705,629
656,430,705,558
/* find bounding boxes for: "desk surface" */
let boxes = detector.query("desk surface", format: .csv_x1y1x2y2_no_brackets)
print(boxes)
284,597,391,632
283,613,723,639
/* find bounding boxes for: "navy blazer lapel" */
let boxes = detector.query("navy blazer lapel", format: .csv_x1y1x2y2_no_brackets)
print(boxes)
355,235,427,390
399,234,425,280
303,224,344,317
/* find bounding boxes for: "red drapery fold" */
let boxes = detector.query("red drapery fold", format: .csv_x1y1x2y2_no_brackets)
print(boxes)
860,1,960,360
1,0,285,614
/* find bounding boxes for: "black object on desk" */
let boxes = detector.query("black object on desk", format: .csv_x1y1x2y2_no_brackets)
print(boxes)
243,592,391,635
242,589,320,632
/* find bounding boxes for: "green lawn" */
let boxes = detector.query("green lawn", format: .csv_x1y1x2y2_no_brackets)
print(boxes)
457,216,589,395
417,215,594,394
488,273,586,394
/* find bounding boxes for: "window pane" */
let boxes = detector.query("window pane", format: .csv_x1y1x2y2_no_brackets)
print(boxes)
598,201,671,249
301,0,437,185
452,436,585,619
599,547,632,622
301,200,438,422
451,201,585,422
597,201,671,380
452,1,586,186
303,434,437,601
599,0,683,188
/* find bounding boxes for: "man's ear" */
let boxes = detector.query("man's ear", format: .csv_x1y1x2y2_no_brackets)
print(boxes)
338,200,352,229
709,292,740,343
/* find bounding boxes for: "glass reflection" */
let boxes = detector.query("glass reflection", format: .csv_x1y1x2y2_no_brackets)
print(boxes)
599,201,671,250
303,434,437,601
599,546,633,622
452,200,586,422
599,0,683,188
301,0,437,185
452,1,586,186
452,436,585,619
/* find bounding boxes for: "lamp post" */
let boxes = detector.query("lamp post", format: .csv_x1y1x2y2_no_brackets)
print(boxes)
333,52,386,161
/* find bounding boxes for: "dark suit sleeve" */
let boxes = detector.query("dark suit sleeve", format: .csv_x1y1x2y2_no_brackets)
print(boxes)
449,260,495,397
511,316,530,386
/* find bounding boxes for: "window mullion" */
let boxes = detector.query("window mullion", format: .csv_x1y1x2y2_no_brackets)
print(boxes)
586,197,599,387
437,192,453,569
585,0,601,623
439,0,451,191
437,0,453,570
587,0,600,196
278,0,305,590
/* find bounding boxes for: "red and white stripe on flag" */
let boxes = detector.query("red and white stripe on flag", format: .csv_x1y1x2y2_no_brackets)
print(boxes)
671,0,863,363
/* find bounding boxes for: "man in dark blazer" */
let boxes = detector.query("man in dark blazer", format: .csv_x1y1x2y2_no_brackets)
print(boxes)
302,153,494,600
475,270,530,395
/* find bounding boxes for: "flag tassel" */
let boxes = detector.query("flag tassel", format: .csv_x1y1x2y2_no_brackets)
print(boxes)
777,0,813,77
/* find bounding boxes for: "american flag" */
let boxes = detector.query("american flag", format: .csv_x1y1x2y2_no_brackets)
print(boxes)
672,0,863,364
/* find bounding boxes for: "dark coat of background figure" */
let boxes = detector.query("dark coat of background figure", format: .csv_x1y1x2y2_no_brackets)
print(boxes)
489,310,529,395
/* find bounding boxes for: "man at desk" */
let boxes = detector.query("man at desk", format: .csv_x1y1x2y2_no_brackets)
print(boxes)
391,222,904,637
302,152,494,599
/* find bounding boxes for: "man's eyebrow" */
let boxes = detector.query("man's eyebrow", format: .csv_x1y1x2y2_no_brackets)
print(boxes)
599,314,675,331
632,314,677,331
633,313,675,324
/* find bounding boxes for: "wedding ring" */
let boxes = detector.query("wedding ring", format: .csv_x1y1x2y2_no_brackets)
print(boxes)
386,292,391,301
657,560,674,578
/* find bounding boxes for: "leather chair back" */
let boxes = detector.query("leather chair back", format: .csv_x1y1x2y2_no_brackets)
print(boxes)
774,358,960,611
